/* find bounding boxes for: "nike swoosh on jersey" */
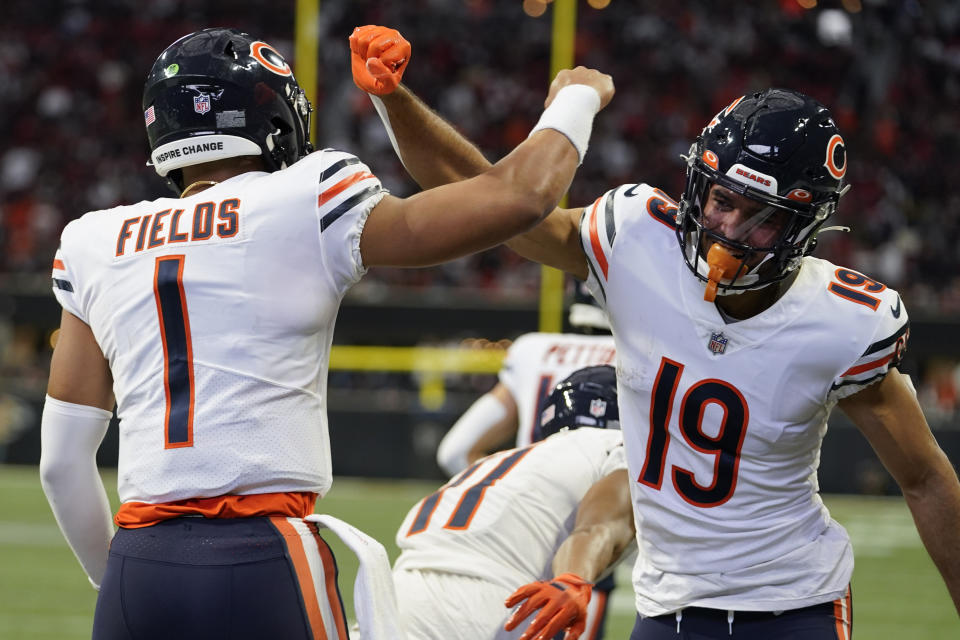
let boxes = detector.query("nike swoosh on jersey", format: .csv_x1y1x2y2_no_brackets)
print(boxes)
890,295,901,318
624,184,641,197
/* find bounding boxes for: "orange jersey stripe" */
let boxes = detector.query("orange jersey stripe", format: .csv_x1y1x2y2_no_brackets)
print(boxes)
271,517,329,640
312,528,349,639
832,585,851,640
842,353,894,377
115,491,317,528
52,258,65,271
318,172,375,206
585,590,608,640
587,197,609,280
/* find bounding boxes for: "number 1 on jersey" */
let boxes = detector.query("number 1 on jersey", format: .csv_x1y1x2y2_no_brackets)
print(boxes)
153,255,195,448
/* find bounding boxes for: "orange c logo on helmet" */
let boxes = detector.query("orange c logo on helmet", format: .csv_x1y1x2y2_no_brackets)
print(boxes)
702,150,719,169
786,188,813,202
251,42,292,77
824,134,846,180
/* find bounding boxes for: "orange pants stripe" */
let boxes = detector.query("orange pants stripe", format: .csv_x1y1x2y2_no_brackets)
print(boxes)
270,516,349,640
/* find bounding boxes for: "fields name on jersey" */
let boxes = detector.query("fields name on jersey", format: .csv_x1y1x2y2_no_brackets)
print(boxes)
543,343,616,366
116,198,239,256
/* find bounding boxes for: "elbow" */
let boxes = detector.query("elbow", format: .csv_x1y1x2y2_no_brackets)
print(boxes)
502,185,557,232
492,171,565,229
39,452,68,495
525,182,565,224
436,441,466,478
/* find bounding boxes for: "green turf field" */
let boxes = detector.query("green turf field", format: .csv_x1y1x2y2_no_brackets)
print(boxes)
0,464,955,638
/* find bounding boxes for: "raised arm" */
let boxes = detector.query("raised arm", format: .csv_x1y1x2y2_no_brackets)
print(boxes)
839,369,960,614
351,25,591,277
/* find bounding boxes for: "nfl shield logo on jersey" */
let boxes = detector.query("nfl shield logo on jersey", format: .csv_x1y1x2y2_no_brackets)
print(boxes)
708,332,728,355
589,398,607,418
193,94,211,114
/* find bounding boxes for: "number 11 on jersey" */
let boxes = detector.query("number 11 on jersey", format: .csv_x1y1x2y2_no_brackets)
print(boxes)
153,255,195,448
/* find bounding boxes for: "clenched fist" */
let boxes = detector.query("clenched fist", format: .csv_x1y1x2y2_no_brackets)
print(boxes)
546,67,615,112
349,25,411,95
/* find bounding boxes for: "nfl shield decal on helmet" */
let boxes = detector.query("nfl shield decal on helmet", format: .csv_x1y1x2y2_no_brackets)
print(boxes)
708,332,728,355
193,94,211,114
589,398,607,418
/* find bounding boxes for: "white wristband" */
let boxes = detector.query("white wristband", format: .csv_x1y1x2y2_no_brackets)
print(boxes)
529,84,601,165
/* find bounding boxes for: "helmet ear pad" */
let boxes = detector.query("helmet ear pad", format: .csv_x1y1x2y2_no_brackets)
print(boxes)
536,365,619,442
677,89,846,294
143,28,314,193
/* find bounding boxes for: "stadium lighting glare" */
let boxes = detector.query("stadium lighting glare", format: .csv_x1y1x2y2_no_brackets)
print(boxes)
588,0,612,8
523,0,549,17
842,0,862,12
797,0,818,8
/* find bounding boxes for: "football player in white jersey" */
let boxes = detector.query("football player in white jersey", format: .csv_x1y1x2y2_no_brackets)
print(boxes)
353,28,960,639
39,27,615,640
436,283,615,477
393,365,635,640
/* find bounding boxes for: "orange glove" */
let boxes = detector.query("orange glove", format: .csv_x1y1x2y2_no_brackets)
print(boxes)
504,573,593,640
349,25,411,95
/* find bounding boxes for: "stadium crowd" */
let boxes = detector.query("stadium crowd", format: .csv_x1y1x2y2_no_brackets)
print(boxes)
1,0,960,425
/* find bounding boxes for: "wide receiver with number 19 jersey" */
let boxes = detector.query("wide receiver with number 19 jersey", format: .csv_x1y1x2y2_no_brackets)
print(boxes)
352,44,960,633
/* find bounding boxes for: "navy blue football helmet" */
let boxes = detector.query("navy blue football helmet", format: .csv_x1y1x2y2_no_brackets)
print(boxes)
537,365,619,441
143,28,314,193
677,88,849,294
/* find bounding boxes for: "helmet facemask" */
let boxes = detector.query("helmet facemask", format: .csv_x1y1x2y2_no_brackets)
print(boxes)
675,89,848,302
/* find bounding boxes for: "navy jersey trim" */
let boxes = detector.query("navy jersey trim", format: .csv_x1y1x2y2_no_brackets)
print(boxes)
318,156,361,184
604,187,618,248
578,208,607,303
319,185,382,232
830,370,888,392
52,277,74,292
861,320,909,357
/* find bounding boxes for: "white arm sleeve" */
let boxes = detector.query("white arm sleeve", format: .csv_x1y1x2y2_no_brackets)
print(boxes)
39,395,114,590
435,393,509,477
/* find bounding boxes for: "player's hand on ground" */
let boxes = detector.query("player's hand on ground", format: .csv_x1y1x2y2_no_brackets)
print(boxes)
349,25,411,95
504,573,593,640
545,67,614,111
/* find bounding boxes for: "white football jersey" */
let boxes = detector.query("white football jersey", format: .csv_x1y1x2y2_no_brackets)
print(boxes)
394,427,628,591
579,184,910,614
500,333,616,446
50,150,385,505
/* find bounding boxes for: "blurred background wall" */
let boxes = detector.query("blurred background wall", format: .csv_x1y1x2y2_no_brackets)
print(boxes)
1,0,958,492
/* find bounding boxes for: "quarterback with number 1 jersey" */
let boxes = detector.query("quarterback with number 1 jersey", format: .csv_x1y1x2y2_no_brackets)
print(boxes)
51,148,384,523
580,181,908,616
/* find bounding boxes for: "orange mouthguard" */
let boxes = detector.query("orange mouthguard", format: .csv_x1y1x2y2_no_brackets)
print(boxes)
704,244,741,302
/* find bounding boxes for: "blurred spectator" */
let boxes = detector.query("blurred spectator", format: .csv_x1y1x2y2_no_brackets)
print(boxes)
1,0,959,427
